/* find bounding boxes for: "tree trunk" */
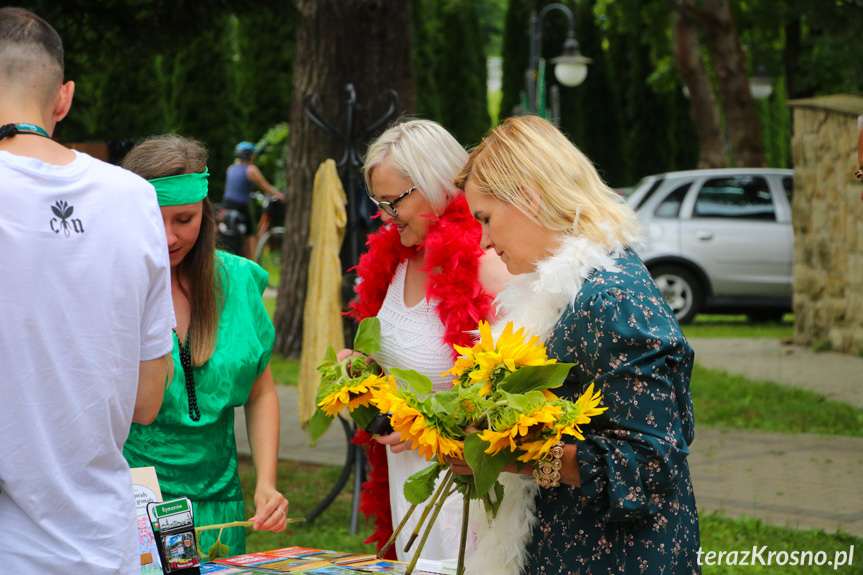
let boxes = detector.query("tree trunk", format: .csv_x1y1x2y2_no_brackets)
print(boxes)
672,3,725,169
699,0,765,167
274,0,415,357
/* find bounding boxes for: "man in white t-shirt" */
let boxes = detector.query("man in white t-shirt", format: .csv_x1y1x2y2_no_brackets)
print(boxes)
0,8,175,573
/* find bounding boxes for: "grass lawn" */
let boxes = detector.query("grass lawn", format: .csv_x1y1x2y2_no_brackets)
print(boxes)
691,363,863,436
240,457,375,555
699,513,863,574
682,313,795,339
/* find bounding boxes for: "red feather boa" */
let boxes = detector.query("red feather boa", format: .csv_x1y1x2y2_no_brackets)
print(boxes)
348,195,491,554
348,195,491,355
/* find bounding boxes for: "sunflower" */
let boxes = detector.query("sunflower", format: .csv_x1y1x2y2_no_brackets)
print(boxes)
478,403,562,456
516,384,607,462
317,373,392,417
373,387,464,463
443,321,557,394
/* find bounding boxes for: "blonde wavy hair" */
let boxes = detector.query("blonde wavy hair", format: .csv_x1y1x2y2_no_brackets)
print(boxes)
455,115,638,247
364,119,468,214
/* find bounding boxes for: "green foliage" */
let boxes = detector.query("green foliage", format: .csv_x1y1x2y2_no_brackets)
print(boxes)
499,0,532,120
234,7,297,140
413,0,444,122
476,0,508,56
255,123,291,191
415,0,491,146
154,14,241,201
602,0,698,186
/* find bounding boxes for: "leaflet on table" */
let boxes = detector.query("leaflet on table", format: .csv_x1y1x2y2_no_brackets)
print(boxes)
411,558,457,575
132,466,164,575
213,547,377,571
257,547,377,564
147,497,201,574
347,559,438,574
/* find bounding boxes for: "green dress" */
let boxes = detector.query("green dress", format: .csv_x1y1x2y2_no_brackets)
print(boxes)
124,251,275,556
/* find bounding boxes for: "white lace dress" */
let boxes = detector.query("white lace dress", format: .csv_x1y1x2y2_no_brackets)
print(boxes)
373,262,462,562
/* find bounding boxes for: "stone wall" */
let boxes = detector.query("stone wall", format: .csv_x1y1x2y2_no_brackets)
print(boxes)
789,94,863,355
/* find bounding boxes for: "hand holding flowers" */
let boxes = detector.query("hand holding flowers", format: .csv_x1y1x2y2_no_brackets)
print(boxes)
310,318,607,575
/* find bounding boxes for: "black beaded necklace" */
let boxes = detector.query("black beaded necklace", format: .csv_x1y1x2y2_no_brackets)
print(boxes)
175,330,201,421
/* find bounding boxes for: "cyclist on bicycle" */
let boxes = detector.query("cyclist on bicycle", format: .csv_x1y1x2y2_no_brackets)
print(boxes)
223,141,285,259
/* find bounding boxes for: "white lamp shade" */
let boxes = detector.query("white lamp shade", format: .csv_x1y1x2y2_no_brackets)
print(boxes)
749,77,773,100
553,59,589,87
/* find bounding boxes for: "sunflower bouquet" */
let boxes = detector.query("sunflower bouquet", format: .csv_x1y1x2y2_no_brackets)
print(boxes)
310,318,606,575
309,317,396,443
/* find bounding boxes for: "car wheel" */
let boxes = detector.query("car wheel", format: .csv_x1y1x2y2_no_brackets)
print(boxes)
650,266,703,325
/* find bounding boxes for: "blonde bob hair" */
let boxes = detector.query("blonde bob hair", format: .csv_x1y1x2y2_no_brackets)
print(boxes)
364,119,468,214
455,115,639,247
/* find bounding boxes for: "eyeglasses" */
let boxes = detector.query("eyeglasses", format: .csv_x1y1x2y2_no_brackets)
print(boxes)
368,186,417,217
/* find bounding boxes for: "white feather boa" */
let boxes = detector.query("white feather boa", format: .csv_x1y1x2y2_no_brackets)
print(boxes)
464,234,627,575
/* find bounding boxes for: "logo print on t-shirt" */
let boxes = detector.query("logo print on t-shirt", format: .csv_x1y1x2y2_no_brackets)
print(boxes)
50,200,85,237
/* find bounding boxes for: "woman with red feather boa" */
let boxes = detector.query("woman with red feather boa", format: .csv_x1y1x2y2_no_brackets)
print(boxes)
339,120,510,561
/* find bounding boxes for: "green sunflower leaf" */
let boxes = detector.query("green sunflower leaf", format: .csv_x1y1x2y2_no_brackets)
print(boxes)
430,390,459,414
404,461,443,504
349,403,379,430
497,363,576,395
324,345,338,363
389,367,433,397
353,317,381,356
308,408,334,445
464,433,512,498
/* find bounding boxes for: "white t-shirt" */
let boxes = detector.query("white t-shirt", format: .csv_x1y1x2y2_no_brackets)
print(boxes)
0,150,174,574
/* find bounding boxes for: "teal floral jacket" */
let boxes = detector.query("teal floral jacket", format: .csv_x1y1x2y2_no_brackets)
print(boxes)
523,249,700,574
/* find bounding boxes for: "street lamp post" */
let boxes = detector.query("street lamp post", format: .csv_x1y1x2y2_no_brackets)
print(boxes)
525,3,591,122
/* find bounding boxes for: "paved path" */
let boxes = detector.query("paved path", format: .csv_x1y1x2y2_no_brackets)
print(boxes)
236,337,863,537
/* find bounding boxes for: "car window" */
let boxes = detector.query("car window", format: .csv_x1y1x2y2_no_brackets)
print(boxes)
693,176,776,221
783,177,793,204
654,183,691,218
629,176,664,210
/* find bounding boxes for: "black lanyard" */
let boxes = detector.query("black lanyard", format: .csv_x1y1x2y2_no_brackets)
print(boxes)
0,123,52,142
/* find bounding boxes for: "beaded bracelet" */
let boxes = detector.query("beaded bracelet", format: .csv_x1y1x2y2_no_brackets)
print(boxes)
532,441,564,488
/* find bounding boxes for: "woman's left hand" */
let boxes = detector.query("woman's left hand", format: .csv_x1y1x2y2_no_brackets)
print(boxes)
251,486,290,532
445,454,475,476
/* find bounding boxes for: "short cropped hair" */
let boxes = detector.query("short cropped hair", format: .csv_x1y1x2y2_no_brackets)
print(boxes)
0,7,63,73
364,119,468,214
455,115,639,248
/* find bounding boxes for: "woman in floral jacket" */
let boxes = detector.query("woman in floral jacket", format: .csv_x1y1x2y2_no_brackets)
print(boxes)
450,115,700,575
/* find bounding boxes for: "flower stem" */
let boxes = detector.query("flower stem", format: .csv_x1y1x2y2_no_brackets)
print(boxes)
378,502,419,559
404,469,453,553
457,485,471,575
406,472,456,574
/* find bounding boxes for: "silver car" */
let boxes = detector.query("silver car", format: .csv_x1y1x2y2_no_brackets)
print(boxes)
626,168,794,324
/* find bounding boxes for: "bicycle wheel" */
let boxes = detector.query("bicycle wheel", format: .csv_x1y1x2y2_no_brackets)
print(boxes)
255,227,284,289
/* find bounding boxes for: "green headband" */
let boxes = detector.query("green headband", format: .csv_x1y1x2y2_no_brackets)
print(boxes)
149,168,210,206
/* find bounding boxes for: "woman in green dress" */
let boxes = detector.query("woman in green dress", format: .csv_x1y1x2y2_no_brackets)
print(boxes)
122,135,289,555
